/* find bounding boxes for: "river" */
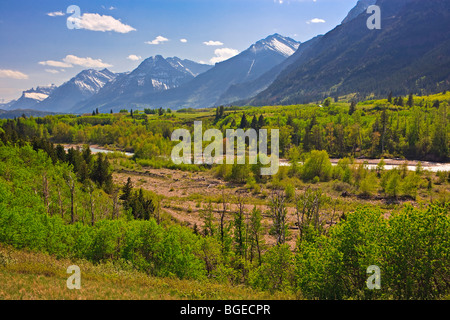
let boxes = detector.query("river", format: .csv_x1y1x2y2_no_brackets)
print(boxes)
279,158,450,172
64,144,449,172
63,144,134,157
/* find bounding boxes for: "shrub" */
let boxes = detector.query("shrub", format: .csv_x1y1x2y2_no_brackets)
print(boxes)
301,150,333,182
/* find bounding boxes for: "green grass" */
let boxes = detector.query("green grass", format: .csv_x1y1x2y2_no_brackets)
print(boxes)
0,244,294,300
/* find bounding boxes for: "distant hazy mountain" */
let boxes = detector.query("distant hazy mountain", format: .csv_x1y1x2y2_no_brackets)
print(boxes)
5,85,57,110
341,0,377,24
0,100,16,110
137,34,300,109
249,0,450,106
73,56,211,113
34,69,116,112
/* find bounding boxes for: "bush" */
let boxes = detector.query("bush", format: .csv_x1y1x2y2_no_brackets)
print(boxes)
301,150,333,182
249,244,295,293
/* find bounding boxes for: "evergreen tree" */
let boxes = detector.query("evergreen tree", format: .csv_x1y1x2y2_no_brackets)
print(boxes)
90,153,112,190
349,101,356,115
251,115,258,130
120,177,133,209
408,93,414,108
55,144,66,162
286,114,294,127
258,114,265,128
240,113,248,129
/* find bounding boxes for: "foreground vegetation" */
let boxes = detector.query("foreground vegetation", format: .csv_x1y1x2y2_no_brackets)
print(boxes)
0,244,290,300
0,93,449,300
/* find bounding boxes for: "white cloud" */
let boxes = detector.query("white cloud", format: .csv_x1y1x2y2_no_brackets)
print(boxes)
0,69,29,80
39,60,73,68
47,11,65,17
127,54,142,61
68,13,136,33
210,48,239,64
39,55,112,69
180,39,188,43
63,55,112,68
307,18,326,24
203,40,224,46
145,36,169,45
45,69,60,74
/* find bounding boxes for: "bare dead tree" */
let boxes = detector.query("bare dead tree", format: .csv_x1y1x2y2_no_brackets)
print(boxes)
86,180,95,226
220,189,227,253
295,187,323,243
64,172,76,224
269,189,288,245
42,171,50,215
57,186,64,219
111,187,119,220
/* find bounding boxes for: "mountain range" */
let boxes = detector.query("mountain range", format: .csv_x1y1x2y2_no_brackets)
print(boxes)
249,0,450,105
4,85,57,111
2,0,449,113
72,56,212,113
127,34,300,110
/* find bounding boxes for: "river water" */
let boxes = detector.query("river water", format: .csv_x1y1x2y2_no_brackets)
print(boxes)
70,144,449,172
279,158,450,172
89,147,134,157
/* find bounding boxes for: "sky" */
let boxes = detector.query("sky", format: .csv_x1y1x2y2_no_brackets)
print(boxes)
0,0,358,102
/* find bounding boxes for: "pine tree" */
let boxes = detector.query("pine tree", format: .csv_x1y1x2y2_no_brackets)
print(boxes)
240,113,248,129
90,153,112,190
286,114,294,127
55,144,66,162
120,177,133,210
349,101,356,115
388,91,393,103
251,115,258,130
408,93,414,108
258,114,265,128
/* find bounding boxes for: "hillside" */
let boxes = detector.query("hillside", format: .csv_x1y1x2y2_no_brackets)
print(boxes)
0,93,448,300
249,0,450,105
136,34,300,109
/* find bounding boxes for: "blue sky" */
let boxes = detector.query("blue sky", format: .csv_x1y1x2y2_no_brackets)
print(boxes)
0,0,358,102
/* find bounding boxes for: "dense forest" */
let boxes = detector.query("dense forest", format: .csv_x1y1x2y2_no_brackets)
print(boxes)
0,93,449,299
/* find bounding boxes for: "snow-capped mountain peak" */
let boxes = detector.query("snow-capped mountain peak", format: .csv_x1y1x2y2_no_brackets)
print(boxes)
4,84,57,110
72,69,116,94
251,34,300,57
